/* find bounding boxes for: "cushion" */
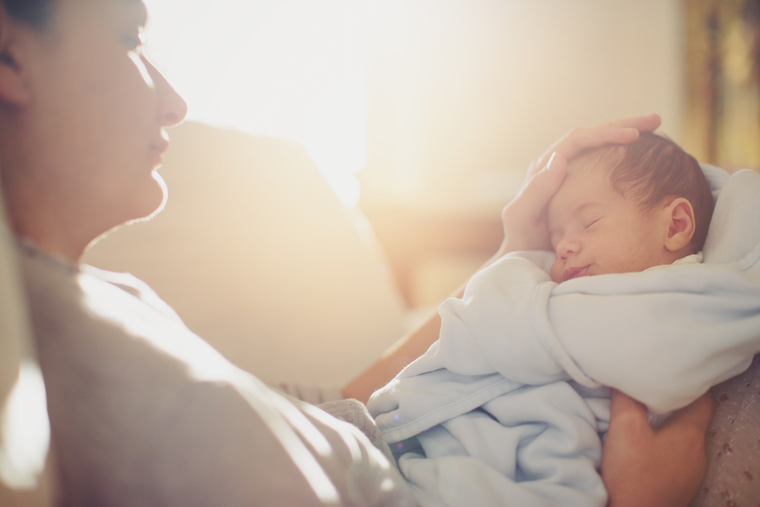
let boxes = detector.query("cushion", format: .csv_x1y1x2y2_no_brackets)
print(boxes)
83,122,407,387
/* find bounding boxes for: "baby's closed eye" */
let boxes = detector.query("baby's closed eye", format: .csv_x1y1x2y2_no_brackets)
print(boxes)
583,217,602,230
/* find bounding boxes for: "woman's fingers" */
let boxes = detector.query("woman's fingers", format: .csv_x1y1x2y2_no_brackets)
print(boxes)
552,126,638,163
558,114,661,160
498,114,663,257
500,151,567,253
528,114,662,180
606,113,662,132
516,151,567,209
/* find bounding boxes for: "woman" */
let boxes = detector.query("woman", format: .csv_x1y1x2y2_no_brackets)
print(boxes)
0,0,712,505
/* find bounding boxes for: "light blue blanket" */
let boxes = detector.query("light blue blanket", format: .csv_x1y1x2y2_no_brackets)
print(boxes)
367,166,760,507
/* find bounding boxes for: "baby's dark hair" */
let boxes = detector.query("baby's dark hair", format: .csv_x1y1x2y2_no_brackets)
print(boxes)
600,133,714,253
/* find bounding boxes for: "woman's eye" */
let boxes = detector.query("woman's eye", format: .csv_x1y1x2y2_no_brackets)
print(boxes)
123,36,141,50
123,31,146,51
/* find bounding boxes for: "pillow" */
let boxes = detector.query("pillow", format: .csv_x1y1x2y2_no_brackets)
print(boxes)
83,122,407,388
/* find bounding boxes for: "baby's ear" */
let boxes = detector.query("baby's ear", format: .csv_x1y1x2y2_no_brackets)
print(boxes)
663,197,696,252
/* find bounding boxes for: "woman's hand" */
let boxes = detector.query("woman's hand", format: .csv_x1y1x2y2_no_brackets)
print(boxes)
496,114,662,256
343,114,663,402
602,390,714,507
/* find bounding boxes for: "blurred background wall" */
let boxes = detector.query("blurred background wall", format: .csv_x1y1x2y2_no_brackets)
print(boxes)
140,0,759,309
359,0,687,306
142,0,676,306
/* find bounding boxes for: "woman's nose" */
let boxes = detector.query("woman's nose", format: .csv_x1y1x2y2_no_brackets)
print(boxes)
145,57,188,127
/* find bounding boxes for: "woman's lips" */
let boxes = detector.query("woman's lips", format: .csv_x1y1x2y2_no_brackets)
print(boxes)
150,138,169,154
562,265,590,282
150,139,170,168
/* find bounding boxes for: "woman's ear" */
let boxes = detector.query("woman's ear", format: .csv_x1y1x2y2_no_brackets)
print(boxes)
662,197,696,252
0,7,32,107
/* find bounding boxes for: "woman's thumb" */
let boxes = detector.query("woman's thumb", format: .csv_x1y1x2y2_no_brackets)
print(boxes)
520,151,568,207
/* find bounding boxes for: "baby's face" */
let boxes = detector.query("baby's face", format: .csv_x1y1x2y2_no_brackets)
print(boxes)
546,162,672,283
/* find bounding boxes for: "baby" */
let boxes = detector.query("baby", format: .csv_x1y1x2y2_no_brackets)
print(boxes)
367,132,757,507
548,132,714,284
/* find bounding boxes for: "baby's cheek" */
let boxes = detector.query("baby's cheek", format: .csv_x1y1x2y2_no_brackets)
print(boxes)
550,260,563,284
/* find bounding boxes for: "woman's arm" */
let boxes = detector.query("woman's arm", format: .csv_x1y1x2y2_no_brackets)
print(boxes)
342,305,447,403
343,114,662,403
602,390,714,507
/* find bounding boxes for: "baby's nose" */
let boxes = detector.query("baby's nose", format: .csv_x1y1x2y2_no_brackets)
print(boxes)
556,237,580,259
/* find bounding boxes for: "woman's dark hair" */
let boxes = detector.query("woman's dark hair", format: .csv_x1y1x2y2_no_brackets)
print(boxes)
1,0,54,27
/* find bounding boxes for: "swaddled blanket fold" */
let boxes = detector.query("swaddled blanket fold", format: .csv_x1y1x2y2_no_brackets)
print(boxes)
367,166,760,507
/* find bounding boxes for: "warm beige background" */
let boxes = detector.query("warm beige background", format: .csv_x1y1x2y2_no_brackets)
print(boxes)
362,0,685,206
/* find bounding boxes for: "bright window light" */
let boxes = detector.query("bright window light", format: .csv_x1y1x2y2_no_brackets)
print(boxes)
0,362,50,489
144,0,368,208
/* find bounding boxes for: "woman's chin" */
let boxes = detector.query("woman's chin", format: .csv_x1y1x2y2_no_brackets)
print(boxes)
143,172,169,220
122,172,169,225
88,175,167,255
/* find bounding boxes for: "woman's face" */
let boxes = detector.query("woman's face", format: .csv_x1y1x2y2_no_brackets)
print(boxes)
16,0,187,247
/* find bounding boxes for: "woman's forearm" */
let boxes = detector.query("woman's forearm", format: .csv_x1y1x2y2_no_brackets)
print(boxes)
603,390,713,507
343,251,509,403
342,293,452,403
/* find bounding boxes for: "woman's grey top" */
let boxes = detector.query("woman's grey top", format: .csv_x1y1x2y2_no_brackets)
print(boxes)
20,242,416,507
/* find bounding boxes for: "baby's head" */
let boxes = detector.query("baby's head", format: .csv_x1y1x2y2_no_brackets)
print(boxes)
547,133,714,283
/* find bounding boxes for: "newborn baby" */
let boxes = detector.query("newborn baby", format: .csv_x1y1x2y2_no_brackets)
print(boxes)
367,133,760,507
548,132,713,283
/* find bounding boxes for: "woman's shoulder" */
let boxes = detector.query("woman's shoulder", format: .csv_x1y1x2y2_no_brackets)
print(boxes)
18,239,182,322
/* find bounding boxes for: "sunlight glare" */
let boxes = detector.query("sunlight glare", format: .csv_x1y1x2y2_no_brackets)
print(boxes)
0,362,50,489
327,174,362,209
144,0,369,208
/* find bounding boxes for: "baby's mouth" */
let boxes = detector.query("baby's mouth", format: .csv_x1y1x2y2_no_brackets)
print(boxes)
562,265,590,282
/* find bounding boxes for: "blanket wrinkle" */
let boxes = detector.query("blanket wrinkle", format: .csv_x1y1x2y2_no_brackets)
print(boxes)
368,165,760,507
